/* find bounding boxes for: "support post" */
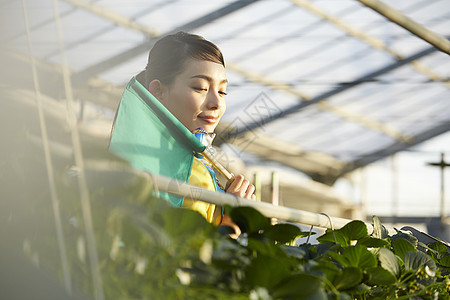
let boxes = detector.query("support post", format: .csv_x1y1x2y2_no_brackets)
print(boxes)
253,172,261,202
426,153,450,223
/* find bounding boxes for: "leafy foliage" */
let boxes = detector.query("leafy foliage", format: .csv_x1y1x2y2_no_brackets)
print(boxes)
3,136,450,299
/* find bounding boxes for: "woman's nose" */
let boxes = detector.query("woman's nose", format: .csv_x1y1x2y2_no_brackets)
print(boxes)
206,90,222,110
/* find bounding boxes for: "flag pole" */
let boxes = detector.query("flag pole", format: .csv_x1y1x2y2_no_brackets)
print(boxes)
202,149,234,181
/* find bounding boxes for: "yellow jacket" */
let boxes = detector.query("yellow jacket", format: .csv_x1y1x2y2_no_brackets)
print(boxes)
182,157,222,225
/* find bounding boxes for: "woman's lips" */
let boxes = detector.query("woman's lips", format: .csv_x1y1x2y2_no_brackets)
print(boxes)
198,116,218,124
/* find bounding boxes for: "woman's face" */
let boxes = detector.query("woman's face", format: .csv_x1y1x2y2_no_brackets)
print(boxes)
157,58,227,133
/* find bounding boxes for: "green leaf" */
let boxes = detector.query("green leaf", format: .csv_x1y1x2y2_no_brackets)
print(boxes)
162,207,210,238
417,241,448,266
302,289,328,300
280,245,307,259
247,238,271,255
263,223,303,244
318,221,368,246
317,230,347,246
309,259,340,282
418,242,439,256
378,248,400,278
393,238,416,262
372,216,389,239
390,230,418,247
247,238,286,257
333,267,363,290
316,242,340,257
338,294,353,300
211,239,250,271
428,241,449,253
229,206,270,234
272,273,325,299
404,251,437,272
245,255,290,290
342,245,377,269
357,237,390,248
366,267,397,285
340,221,369,242
439,255,450,268
342,284,371,296
327,250,351,268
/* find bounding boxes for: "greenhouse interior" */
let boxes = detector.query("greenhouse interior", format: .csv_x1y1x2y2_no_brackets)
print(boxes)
1,0,450,299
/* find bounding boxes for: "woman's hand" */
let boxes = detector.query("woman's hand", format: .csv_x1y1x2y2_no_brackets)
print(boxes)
225,174,256,200
220,214,241,239
220,174,256,239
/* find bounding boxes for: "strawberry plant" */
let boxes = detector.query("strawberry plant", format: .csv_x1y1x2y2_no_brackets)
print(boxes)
2,134,450,299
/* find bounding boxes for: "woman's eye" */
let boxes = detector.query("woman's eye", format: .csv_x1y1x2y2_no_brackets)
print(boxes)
193,87,207,92
219,91,227,96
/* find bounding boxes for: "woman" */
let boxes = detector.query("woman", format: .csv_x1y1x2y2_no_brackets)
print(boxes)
113,32,255,234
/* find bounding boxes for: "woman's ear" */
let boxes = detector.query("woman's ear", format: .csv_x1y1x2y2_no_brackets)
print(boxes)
148,79,165,101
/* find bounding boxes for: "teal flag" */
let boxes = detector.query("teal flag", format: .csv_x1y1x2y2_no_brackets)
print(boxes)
109,77,206,207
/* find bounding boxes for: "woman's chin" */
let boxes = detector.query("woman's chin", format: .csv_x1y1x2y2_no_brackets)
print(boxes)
193,123,216,133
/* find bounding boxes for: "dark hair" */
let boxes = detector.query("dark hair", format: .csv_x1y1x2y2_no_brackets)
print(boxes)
137,31,225,88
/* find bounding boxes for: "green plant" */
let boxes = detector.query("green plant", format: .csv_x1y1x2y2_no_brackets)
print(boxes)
3,136,450,299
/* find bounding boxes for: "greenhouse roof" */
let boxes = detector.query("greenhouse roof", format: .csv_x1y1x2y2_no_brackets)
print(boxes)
2,0,449,184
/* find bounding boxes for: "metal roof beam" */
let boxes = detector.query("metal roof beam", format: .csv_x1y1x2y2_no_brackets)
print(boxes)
70,0,259,85
229,44,439,138
357,0,450,55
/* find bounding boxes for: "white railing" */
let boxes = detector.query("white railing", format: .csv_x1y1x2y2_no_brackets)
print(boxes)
142,170,374,233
